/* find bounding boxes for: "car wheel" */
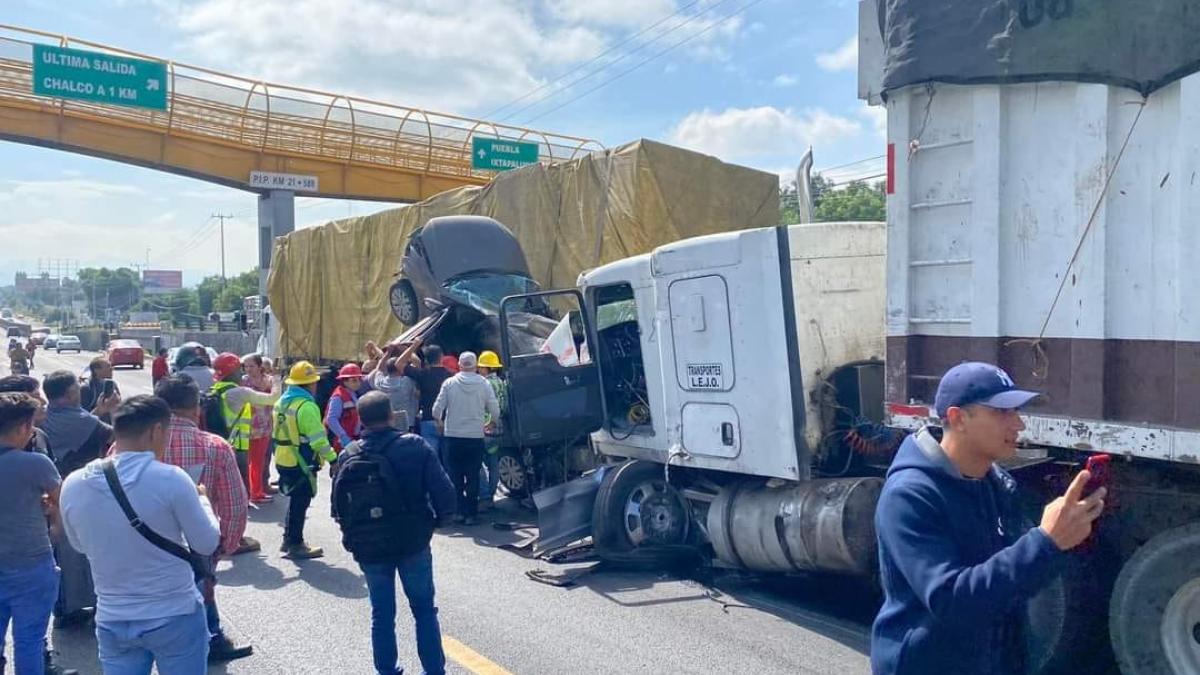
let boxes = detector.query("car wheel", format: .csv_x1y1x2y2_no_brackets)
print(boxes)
1110,523,1200,675
389,279,419,325
496,447,529,498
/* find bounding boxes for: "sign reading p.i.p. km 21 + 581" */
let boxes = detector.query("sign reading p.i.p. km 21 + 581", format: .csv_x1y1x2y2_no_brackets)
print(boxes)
32,44,168,111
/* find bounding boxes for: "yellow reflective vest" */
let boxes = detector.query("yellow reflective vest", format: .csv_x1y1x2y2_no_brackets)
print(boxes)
272,388,335,472
211,381,251,452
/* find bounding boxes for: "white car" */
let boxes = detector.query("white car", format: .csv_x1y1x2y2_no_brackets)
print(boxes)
56,335,82,353
43,334,60,349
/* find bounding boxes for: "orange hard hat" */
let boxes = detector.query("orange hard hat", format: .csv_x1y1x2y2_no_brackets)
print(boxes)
213,352,242,380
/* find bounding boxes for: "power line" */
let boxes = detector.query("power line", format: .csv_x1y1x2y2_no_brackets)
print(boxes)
501,0,741,124
480,0,705,120
522,0,766,125
815,154,886,174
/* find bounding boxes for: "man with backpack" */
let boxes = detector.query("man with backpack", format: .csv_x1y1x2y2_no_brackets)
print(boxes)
333,391,455,675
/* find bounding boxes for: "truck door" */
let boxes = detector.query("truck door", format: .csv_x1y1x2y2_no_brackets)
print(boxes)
500,290,604,445
652,226,808,480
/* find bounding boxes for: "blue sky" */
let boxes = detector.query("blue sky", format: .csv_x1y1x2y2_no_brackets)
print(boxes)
1,0,885,286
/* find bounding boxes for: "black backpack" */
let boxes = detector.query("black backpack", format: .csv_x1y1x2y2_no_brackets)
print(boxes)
200,383,233,439
332,437,432,561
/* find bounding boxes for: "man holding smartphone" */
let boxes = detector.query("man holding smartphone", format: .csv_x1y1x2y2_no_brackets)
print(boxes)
871,362,1107,675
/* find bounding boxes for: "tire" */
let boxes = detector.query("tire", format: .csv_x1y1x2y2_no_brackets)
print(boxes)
496,447,529,498
1110,522,1200,675
1016,489,1117,675
1024,551,1111,674
388,279,419,325
592,460,691,554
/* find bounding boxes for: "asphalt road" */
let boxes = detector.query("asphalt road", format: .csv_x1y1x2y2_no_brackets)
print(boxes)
8,349,877,675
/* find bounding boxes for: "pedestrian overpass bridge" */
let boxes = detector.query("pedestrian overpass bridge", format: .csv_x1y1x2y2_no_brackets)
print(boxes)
0,24,603,202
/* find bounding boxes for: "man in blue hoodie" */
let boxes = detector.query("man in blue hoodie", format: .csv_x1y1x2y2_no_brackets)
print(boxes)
871,362,1107,675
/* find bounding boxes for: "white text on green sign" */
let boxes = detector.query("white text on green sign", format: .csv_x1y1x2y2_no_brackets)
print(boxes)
32,44,168,111
472,137,539,171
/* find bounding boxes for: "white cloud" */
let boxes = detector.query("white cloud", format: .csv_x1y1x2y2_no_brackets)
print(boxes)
772,74,798,87
166,0,748,115
816,36,857,72
548,0,676,27
175,0,607,112
860,101,887,139
1,179,144,201
666,106,862,162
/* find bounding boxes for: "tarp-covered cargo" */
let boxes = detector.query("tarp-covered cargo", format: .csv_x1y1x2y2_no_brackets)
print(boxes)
877,0,1200,96
266,139,780,361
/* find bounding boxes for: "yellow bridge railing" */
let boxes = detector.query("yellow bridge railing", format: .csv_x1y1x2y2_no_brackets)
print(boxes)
0,25,604,200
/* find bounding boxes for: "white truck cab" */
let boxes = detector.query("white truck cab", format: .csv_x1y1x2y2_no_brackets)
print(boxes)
499,222,888,571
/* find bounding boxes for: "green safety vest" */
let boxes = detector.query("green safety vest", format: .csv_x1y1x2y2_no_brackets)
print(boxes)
211,381,251,452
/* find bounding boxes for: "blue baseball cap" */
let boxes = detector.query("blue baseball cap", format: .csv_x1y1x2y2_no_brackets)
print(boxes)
934,362,1040,418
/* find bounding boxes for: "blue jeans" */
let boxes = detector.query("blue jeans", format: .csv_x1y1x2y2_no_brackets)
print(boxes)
0,554,58,675
360,548,445,675
96,604,208,675
483,446,500,501
419,420,444,469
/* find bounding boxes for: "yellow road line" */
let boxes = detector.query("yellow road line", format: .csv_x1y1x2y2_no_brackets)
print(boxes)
443,635,514,675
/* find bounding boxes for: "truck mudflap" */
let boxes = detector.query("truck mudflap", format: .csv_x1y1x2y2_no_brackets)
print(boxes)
532,467,608,552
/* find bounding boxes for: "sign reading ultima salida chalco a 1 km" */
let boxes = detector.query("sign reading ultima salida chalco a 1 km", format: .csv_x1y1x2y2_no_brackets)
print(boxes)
32,44,168,111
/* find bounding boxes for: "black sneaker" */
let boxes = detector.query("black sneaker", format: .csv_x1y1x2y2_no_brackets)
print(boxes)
44,649,78,675
208,635,254,663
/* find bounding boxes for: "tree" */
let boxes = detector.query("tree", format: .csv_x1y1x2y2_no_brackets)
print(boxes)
78,267,141,320
811,175,885,223
781,173,885,224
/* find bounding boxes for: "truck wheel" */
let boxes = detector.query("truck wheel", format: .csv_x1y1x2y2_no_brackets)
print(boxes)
388,279,419,325
497,447,529,498
1110,523,1200,675
592,460,690,553
1024,550,1110,674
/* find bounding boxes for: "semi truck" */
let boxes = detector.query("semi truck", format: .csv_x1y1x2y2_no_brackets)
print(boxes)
492,18,1200,674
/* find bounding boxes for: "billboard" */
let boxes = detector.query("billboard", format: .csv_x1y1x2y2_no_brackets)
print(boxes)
143,269,183,295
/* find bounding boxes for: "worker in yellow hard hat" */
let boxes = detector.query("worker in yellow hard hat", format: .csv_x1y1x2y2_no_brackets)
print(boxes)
477,350,508,509
272,361,336,559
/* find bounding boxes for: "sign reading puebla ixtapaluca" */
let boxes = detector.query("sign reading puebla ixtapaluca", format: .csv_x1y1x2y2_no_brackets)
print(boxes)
32,44,168,111
471,137,540,171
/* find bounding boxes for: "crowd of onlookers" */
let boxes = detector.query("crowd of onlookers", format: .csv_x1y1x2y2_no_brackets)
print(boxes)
0,337,508,675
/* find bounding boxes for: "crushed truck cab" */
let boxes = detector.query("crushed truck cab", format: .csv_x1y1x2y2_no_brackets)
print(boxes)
500,222,889,569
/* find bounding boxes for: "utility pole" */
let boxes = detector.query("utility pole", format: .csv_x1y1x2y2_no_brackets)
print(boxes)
213,213,233,291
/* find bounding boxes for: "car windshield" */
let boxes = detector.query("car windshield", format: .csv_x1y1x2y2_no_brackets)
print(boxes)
112,340,139,348
443,273,541,315
61,336,78,341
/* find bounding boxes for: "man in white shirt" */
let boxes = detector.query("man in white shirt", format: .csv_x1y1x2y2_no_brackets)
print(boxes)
60,395,220,674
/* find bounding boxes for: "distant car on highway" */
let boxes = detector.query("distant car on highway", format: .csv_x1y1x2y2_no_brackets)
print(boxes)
30,330,49,346
107,339,145,369
55,335,82,353
42,334,60,349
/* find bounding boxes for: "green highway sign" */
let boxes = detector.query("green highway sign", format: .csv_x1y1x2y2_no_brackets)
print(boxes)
32,44,168,111
471,137,539,171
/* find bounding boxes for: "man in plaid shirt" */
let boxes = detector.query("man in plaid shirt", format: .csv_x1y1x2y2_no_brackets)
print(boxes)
154,374,254,663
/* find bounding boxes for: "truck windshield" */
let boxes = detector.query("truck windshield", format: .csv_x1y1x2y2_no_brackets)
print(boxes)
444,273,541,315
